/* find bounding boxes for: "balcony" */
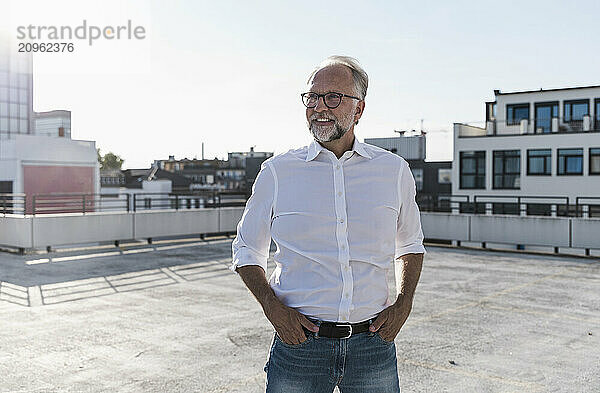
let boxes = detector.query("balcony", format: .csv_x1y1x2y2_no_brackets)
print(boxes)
457,115,600,137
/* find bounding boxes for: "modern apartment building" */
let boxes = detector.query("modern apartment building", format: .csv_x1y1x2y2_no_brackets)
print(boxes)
453,85,600,217
0,39,99,214
0,40,33,135
365,134,452,197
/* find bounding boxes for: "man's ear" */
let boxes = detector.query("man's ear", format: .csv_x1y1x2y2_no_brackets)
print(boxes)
354,101,365,124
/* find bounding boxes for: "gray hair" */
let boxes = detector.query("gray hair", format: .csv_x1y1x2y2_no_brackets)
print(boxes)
307,55,369,100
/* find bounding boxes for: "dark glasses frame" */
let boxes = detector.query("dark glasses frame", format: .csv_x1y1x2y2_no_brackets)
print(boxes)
301,92,361,109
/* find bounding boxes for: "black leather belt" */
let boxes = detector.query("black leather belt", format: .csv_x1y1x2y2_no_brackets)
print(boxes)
305,319,372,339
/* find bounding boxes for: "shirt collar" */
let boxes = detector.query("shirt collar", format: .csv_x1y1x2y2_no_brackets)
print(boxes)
305,137,372,162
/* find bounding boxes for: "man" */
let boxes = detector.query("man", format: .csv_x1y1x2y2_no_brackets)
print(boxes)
230,55,426,393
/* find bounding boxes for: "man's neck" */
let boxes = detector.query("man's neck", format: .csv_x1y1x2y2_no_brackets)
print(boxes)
319,128,356,159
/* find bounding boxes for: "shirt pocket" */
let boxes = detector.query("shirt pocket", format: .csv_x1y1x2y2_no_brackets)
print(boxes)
348,205,399,267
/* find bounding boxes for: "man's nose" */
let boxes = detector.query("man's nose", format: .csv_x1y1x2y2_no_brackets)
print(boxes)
314,96,328,112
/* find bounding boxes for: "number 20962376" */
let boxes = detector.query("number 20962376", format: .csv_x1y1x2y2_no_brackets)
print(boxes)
18,42,74,52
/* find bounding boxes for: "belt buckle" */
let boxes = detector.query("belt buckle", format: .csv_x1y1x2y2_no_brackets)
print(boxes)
338,324,352,339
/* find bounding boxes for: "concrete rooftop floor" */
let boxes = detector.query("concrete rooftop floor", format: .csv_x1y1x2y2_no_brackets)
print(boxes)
0,238,598,393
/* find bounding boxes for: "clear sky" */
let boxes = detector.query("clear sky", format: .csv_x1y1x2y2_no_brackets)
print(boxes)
4,0,600,168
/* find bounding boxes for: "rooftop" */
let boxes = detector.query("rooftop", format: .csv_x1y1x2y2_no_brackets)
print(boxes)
0,240,598,392
494,84,600,96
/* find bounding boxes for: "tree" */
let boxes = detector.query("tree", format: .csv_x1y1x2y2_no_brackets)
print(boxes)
97,148,125,170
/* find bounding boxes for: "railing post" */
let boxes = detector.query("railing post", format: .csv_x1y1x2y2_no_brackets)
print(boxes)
133,194,137,212
126,193,130,212
82,194,86,214
33,195,36,216
175,194,179,210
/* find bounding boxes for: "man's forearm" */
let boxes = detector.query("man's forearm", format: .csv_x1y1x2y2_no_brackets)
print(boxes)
394,253,424,305
236,265,280,313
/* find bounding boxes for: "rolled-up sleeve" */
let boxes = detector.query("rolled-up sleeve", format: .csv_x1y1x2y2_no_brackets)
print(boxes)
230,160,275,275
395,159,427,258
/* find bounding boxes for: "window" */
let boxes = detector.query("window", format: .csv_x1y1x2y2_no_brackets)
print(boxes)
459,202,486,214
9,88,18,102
507,104,529,126
411,168,423,191
19,89,27,104
19,104,27,119
493,150,520,189
438,168,451,184
557,204,580,217
557,148,583,175
527,149,551,175
18,73,28,87
595,99,600,130
460,151,485,189
534,102,558,133
527,204,552,216
486,101,497,121
492,203,519,215
564,100,589,130
590,148,600,175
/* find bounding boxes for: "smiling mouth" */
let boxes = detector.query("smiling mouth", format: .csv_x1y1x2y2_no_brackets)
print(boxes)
313,118,334,125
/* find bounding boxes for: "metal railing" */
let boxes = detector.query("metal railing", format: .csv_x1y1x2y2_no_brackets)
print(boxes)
1,192,599,219
458,115,600,136
416,194,600,218
0,191,248,216
0,193,26,216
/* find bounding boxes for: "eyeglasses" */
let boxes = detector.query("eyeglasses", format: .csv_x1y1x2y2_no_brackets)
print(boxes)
301,92,361,109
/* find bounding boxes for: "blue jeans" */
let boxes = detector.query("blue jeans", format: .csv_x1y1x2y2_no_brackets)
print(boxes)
264,328,400,393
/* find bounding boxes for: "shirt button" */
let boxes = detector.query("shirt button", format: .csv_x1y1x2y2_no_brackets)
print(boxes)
337,191,342,197
341,245,346,250
336,164,340,170
339,218,345,224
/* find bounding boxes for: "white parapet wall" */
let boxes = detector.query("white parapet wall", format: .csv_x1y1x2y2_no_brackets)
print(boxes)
134,209,220,239
420,212,470,242
469,215,571,247
32,212,135,248
0,209,598,252
571,218,600,249
0,215,33,248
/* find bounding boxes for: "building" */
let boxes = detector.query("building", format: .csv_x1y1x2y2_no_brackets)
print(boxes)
227,147,273,195
100,168,173,211
453,85,600,217
154,147,273,195
364,135,452,201
0,41,33,136
0,39,99,214
33,110,71,138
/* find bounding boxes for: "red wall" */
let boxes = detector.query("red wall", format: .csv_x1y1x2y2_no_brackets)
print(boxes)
23,165,96,214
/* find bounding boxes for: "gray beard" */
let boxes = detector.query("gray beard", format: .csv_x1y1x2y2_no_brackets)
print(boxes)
308,112,354,143
310,122,347,142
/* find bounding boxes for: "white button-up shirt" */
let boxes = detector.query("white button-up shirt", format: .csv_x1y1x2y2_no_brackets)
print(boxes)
231,138,426,323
